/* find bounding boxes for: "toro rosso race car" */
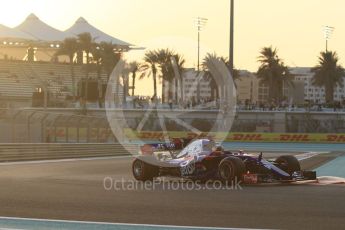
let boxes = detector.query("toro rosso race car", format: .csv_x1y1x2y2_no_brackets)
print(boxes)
132,139,316,184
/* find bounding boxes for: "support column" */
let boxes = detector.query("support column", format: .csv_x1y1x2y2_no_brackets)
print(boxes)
273,112,286,132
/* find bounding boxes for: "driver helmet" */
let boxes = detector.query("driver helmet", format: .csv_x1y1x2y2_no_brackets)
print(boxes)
212,144,224,152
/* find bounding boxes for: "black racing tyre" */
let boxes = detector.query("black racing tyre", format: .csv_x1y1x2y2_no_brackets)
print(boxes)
218,156,246,183
132,159,159,181
275,155,301,175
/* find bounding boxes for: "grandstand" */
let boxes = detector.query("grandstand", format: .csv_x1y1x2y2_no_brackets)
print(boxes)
0,61,34,107
0,13,130,108
0,61,34,97
0,59,123,108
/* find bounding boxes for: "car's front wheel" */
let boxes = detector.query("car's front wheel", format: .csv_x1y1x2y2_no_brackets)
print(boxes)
132,159,159,181
218,156,245,183
275,155,301,175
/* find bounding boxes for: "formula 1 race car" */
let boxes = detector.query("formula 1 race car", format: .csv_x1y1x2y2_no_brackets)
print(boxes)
132,139,316,184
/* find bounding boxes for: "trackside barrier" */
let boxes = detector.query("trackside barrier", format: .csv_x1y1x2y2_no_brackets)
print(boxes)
0,143,137,162
123,130,345,143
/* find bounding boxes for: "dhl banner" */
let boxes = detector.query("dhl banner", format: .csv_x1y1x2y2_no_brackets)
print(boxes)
46,127,113,142
124,129,345,143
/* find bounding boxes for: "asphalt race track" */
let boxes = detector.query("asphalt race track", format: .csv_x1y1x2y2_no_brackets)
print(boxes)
0,155,344,230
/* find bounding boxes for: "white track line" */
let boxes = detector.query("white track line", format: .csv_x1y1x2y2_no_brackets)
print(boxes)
296,152,327,161
0,216,270,230
0,228,25,230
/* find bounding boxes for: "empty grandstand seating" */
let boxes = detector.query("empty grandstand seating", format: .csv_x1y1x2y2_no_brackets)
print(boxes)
0,61,34,97
0,60,111,104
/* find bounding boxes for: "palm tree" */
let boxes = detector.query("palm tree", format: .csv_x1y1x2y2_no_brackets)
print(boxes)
91,45,102,75
121,64,131,106
202,53,239,101
257,47,291,103
141,50,159,104
96,42,121,106
128,61,142,96
152,49,186,104
54,37,78,98
223,58,240,81
90,44,103,107
154,49,174,103
77,32,93,65
100,42,121,80
77,32,94,101
203,53,220,101
171,54,185,103
312,51,345,103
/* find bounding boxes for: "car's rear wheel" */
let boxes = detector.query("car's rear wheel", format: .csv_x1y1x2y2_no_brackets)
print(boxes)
132,159,159,181
218,157,245,183
275,155,301,175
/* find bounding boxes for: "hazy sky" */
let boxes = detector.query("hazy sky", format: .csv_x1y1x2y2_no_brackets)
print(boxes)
1,0,345,71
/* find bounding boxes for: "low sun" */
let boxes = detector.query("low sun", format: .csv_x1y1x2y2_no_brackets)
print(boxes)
0,1,43,27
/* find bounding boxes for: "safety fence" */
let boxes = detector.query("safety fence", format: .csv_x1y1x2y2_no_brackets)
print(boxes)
0,109,114,143
124,130,345,144
1,108,345,143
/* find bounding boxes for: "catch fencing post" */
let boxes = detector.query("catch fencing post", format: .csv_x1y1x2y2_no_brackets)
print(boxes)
11,111,22,143
53,115,62,143
40,113,49,142
27,112,36,143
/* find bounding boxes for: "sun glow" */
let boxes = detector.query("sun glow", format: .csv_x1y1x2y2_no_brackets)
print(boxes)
0,1,40,27
1,0,345,72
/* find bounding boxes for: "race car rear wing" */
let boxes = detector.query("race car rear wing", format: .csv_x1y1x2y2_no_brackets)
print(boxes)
140,143,176,155
139,138,193,155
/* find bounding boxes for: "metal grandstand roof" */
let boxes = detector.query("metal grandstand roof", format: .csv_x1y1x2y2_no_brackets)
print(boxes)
65,17,132,47
0,13,132,48
0,24,36,41
15,14,72,42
